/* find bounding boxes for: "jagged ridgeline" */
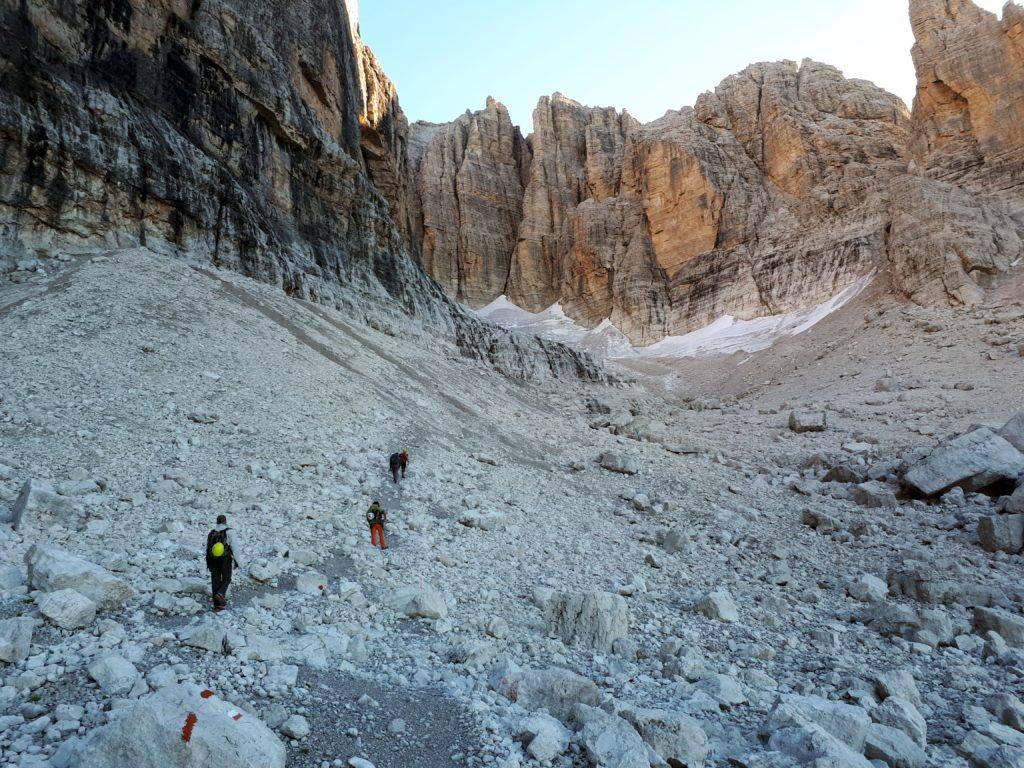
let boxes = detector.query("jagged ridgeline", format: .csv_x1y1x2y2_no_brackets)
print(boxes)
408,0,1024,344
0,0,606,382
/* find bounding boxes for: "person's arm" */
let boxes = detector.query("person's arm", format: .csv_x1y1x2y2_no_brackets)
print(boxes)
228,529,241,566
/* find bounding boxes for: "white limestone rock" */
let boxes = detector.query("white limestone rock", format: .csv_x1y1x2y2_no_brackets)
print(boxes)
544,590,629,651
0,617,35,664
385,585,448,619
848,574,889,603
575,705,650,768
37,589,96,629
697,590,739,622
496,666,600,719
789,411,827,433
87,655,139,695
864,723,928,768
54,683,285,768
7,479,81,528
620,705,709,768
903,428,1024,496
25,543,133,609
768,694,871,752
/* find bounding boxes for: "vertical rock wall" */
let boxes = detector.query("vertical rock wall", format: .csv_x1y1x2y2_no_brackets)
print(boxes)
408,1,1024,344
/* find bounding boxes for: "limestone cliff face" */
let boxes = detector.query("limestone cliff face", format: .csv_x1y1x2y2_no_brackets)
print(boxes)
506,95,642,318
889,0,1024,306
409,98,531,306
412,64,910,341
409,0,1024,344
0,0,606,382
659,60,909,331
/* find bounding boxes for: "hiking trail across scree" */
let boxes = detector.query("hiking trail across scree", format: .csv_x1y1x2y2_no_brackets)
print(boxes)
2,250,1023,768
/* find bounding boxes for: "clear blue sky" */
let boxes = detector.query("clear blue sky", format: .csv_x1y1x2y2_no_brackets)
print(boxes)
359,0,1007,130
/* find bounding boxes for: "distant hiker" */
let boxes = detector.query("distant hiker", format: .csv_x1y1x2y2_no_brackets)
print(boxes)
366,501,388,550
206,514,240,612
389,449,410,483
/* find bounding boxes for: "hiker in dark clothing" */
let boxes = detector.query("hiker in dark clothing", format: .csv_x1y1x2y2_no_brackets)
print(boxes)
206,514,240,612
389,449,409,483
366,501,388,550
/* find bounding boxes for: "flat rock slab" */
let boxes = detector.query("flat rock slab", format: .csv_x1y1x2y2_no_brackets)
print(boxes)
904,428,1024,496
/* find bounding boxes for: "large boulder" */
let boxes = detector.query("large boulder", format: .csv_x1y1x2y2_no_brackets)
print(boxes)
496,666,600,719
903,428,1024,496
978,514,1024,554
87,655,139,695
180,622,227,653
385,585,447,619
1004,484,1024,514
53,684,285,768
848,574,889,603
974,607,1024,648
873,670,922,707
598,452,639,475
544,591,629,651
789,411,827,433
0,617,35,663
37,588,97,629
768,694,871,752
767,723,872,768
519,714,570,762
864,723,928,768
697,590,739,623
575,705,650,768
620,706,709,767
871,697,927,748
7,479,81,528
998,411,1024,453
850,481,899,509
25,544,134,609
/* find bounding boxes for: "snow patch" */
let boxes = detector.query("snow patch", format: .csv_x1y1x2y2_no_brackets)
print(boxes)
476,275,873,360
636,274,874,358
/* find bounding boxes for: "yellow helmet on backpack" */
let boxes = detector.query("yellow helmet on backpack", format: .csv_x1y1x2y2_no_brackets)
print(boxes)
211,542,225,558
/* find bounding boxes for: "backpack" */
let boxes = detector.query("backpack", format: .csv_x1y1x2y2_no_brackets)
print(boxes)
206,528,230,567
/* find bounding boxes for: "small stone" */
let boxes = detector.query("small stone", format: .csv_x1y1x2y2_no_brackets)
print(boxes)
697,590,739,622
598,452,639,475
789,410,827,433
280,714,310,739
848,574,888,603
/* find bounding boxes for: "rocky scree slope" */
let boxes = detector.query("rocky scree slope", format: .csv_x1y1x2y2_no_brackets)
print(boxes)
408,0,1024,344
0,0,604,382
0,249,1023,768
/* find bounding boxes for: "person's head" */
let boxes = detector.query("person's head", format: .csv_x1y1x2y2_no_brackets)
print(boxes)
402,448,409,456
216,514,227,525
371,500,380,508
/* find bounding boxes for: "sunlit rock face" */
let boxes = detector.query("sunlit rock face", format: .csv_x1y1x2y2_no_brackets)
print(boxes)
408,0,1024,344
0,0,607,382
888,0,1024,307
409,98,532,306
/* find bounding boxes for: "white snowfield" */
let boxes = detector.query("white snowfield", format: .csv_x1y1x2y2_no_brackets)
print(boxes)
477,274,874,360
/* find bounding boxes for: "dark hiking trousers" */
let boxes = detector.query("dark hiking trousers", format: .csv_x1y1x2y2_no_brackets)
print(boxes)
210,560,233,607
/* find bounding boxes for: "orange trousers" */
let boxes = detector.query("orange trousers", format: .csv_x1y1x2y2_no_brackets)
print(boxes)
370,524,387,549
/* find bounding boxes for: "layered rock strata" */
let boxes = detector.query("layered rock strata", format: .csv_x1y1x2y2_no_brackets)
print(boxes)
408,0,1024,344
0,0,605,381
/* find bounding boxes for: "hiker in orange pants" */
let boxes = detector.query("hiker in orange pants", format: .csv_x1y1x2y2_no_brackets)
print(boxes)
366,501,388,550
